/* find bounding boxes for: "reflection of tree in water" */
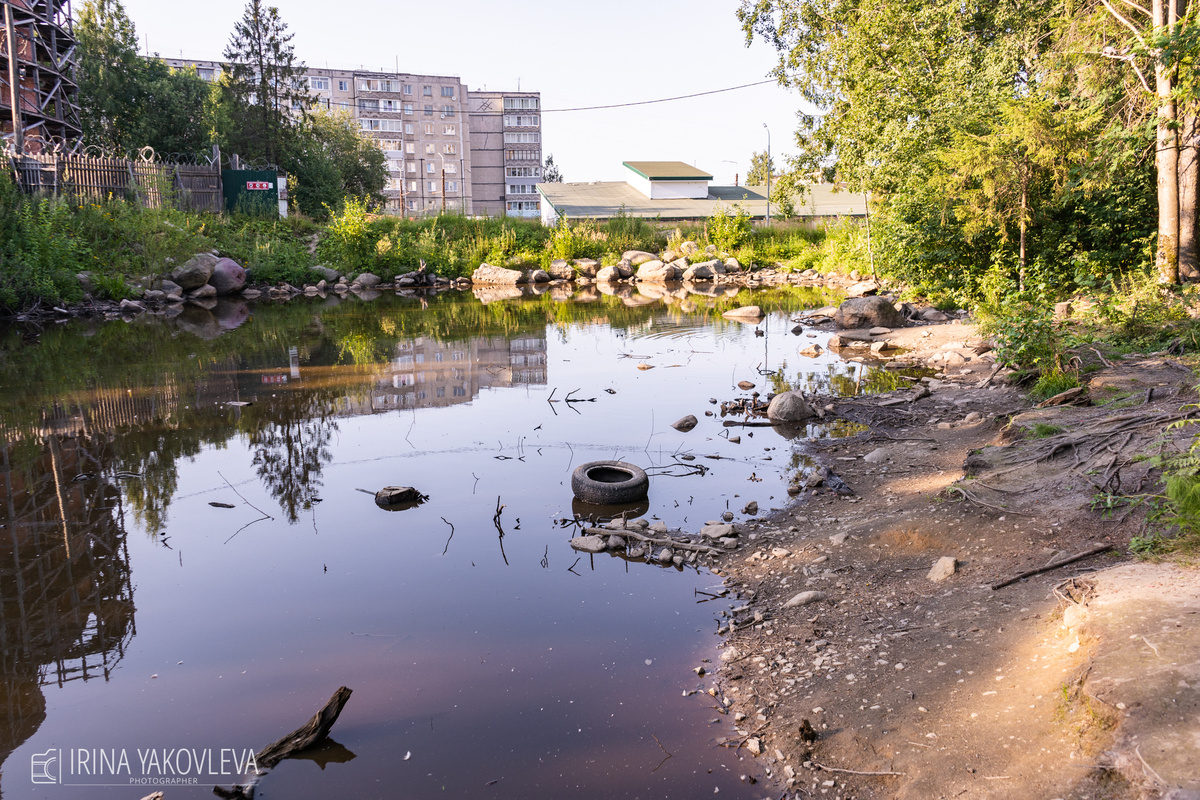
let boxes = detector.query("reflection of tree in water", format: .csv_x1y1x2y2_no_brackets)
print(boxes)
0,436,136,771
246,394,338,525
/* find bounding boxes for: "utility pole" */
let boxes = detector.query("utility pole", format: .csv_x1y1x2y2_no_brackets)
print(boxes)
763,123,771,224
441,166,446,213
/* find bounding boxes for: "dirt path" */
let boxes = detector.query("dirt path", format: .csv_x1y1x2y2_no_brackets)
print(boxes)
706,318,1200,800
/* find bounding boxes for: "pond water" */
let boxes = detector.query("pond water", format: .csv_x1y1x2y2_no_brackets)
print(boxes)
0,285,894,799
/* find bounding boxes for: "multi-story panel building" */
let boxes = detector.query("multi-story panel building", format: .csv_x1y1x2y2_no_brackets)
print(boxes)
160,58,538,218
466,91,542,218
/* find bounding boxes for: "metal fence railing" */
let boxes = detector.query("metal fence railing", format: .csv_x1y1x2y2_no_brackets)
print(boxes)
9,152,224,212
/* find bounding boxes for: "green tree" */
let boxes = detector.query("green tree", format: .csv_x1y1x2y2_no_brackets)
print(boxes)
139,60,213,157
940,98,1094,290
747,150,774,185
286,110,388,218
220,0,310,165
543,154,563,182
75,0,145,150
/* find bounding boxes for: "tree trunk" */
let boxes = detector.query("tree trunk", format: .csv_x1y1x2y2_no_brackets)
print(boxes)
1153,0,1181,283
1180,109,1199,281
1019,184,1028,292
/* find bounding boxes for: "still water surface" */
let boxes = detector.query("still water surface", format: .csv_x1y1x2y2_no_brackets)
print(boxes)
0,287,884,798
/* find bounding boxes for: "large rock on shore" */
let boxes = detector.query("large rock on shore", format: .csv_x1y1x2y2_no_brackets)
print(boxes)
208,258,246,295
595,265,622,283
834,296,906,329
767,391,816,422
636,260,681,283
172,253,218,290
623,250,657,266
722,305,764,322
472,263,524,284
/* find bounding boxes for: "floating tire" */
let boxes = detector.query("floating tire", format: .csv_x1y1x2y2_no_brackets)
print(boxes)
571,461,649,505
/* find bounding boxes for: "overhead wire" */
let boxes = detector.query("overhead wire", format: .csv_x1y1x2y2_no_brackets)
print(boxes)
540,79,778,113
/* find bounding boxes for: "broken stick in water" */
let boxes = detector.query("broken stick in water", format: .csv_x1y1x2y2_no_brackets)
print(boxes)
213,686,352,799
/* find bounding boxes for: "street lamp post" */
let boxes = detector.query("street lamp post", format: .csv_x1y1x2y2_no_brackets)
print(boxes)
722,159,739,186
763,123,771,224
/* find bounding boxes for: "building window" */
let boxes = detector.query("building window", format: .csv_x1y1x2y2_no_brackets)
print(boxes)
359,119,403,132
427,180,438,192
507,184,538,195
390,159,404,172
309,77,329,91
403,84,412,95
407,199,417,210
379,139,401,150
506,149,539,161
441,86,454,97
443,163,457,174
408,180,417,192
443,124,457,135
447,180,459,192
504,115,539,127
503,97,539,110
404,103,413,115
441,105,455,117
506,200,540,213
423,85,432,96
503,132,540,144
405,142,415,153
383,99,400,112
426,163,436,173
425,143,435,154
506,166,539,178
424,104,433,116
405,122,414,134
453,386,466,397
444,143,456,155
359,99,379,111
338,80,349,91
197,67,216,81
407,162,417,173
424,123,434,135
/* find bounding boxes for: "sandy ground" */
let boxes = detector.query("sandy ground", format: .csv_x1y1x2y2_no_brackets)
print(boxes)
703,315,1200,800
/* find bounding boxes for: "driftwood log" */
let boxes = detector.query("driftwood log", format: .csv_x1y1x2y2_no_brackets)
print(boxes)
991,544,1113,590
214,686,352,799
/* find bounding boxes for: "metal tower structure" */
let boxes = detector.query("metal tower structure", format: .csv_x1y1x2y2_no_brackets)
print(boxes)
1,0,80,152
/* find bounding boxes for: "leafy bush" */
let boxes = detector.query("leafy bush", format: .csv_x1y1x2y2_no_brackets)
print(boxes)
707,203,752,252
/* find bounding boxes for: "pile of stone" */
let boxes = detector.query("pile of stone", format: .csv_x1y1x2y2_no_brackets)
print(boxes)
568,516,744,568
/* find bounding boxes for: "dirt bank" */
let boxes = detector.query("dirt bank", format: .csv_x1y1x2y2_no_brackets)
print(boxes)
706,319,1200,800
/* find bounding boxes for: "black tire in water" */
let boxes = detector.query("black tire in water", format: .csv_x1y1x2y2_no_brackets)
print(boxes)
571,461,649,505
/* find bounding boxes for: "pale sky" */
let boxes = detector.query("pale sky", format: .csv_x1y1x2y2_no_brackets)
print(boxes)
116,0,813,184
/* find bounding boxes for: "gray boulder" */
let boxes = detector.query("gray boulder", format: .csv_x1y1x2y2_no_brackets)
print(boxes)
595,265,621,283
209,258,247,295
77,271,96,294
569,535,607,553
921,307,950,322
927,556,957,582
188,283,217,299
159,279,183,298
767,391,815,422
636,260,681,282
472,263,525,284
548,259,576,280
172,253,218,290
834,297,906,329
525,268,551,284
724,257,742,272
683,260,719,281
313,265,341,283
845,280,879,297
672,415,699,432
352,272,382,289
572,258,600,277
680,240,699,256
623,250,657,266
722,305,764,321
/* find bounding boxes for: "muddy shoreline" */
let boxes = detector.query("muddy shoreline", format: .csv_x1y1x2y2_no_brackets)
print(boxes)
703,320,1200,799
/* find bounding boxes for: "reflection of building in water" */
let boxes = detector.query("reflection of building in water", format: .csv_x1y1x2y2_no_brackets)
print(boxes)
0,437,136,772
360,335,547,413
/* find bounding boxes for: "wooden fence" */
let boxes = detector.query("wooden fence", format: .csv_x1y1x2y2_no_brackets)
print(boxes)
8,153,224,213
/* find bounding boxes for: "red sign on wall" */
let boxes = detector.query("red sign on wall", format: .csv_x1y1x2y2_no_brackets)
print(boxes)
246,181,272,191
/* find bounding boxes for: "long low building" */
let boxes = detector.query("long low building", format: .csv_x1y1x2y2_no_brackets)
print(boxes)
538,161,866,224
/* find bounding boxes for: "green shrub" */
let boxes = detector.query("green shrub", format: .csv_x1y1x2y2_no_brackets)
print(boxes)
707,203,752,253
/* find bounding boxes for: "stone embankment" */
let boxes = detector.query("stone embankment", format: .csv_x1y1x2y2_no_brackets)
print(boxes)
30,238,891,322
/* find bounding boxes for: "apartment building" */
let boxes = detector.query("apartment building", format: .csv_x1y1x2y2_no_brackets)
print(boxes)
466,91,542,218
160,58,540,218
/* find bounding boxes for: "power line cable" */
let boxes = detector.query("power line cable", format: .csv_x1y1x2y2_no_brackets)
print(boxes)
540,79,777,113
